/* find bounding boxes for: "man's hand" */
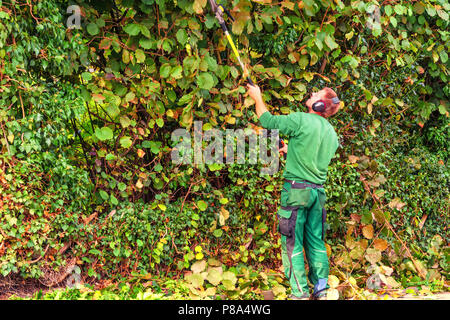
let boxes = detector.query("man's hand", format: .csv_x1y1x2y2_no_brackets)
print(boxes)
246,84,268,118
279,143,288,155
246,83,262,104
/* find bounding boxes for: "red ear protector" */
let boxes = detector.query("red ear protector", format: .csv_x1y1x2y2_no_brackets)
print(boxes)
312,96,340,113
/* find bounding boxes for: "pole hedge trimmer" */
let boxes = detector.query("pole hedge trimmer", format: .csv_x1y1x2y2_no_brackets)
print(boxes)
207,0,255,86
208,0,289,160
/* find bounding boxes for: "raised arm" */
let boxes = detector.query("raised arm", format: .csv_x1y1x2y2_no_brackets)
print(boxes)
246,84,302,137
246,84,268,118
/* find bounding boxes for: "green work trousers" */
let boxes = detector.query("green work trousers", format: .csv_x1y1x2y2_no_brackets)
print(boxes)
278,181,329,297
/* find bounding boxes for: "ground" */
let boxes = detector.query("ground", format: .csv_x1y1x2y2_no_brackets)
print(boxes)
1,274,449,300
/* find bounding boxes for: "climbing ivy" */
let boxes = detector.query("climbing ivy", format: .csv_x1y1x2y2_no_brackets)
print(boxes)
0,0,448,298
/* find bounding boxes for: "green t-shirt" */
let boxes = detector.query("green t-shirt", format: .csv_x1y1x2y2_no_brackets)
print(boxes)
259,111,339,185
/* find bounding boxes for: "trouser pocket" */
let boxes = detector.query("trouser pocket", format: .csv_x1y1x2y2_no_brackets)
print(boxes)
278,206,302,292
322,207,327,240
286,188,310,207
277,207,297,237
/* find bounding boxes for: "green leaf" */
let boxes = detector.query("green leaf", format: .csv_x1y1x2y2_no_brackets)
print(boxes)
119,136,133,148
96,18,105,28
324,35,339,50
389,16,397,28
86,23,99,35
122,49,130,64
303,0,316,16
426,7,436,17
196,72,214,90
309,52,318,66
185,273,204,288
160,63,171,78
143,141,162,154
385,5,393,16
99,190,109,201
438,104,448,115
208,163,223,171
205,15,217,29
394,4,405,15
156,118,164,128
170,65,183,79
110,194,118,205
162,39,173,52
81,72,92,81
123,23,141,36
213,229,223,237
139,38,155,49
176,29,188,45
439,50,448,63
372,23,382,37
139,25,150,38
135,49,146,63
222,271,237,289
315,38,323,51
197,200,208,211
106,104,120,119
119,115,131,128
125,91,135,102
95,127,114,141
118,182,127,192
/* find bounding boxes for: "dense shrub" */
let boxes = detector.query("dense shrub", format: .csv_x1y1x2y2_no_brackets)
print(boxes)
0,0,448,293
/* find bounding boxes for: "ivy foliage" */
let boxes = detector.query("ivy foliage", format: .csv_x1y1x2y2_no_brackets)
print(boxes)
0,0,449,298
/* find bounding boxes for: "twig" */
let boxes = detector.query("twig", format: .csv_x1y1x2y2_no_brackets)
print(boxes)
360,176,427,280
18,92,25,118
24,244,50,265
0,122,11,155
26,0,41,23
180,181,194,213
320,6,330,31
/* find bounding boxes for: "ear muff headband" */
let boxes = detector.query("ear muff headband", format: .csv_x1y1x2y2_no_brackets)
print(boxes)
312,96,340,113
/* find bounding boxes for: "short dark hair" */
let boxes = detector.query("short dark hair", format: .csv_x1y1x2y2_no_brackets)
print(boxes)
321,87,340,117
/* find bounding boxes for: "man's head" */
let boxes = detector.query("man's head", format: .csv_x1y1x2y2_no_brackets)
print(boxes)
305,87,340,118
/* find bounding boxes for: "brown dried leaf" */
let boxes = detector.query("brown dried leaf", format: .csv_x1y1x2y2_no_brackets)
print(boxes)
365,248,381,265
328,275,340,288
373,238,388,251
191,260,207,274
362,225,374,239
418,214,428,229
193,0,207,14
348,155,359,163
388,197,406,210
137,149,145,158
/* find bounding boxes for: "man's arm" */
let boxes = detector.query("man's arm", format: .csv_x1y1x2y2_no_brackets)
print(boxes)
247,84,302,137
247,84,268,118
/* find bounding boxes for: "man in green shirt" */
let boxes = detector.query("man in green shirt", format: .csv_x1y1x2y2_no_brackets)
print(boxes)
247,84,340,300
